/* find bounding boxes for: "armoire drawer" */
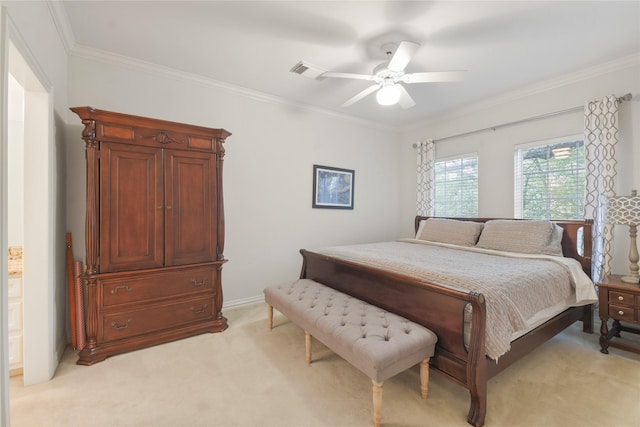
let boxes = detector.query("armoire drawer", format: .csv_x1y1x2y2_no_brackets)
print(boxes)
102,296,214,342
101,267,215,307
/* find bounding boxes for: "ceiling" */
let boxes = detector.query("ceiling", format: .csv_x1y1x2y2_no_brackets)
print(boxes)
60,1,640,129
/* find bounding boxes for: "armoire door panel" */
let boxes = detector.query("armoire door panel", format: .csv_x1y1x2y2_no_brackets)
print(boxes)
100,142,164,272
164,150,217,266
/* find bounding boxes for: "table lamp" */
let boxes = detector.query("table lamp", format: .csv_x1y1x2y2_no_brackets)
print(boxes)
607,190,640,284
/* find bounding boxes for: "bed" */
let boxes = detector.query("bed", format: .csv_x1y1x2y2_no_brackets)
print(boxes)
299,217,596,427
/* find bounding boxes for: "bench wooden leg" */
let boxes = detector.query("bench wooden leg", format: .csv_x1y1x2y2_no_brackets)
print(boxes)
305,331,312,366
372,380,383,427
420,358,430,399
267,304,273,330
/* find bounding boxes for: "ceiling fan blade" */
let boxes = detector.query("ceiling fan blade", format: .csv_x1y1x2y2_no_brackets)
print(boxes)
397,85,416,109
341,84,380,107
387,41,420,72
322,72,377,81
401,71,466,84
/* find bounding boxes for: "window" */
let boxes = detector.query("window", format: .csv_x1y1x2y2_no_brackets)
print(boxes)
514,136,584,220
434,154,478,217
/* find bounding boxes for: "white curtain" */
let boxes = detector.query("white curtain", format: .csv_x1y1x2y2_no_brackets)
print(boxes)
416,139,435,216
584,95,619,282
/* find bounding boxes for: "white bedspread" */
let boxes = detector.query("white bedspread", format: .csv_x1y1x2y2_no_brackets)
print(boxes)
318,239,597,360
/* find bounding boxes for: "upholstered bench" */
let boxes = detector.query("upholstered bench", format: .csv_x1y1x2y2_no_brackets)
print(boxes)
264,279,438,427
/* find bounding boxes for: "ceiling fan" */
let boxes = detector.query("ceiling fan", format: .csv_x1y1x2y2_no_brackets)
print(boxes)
322,41,465,109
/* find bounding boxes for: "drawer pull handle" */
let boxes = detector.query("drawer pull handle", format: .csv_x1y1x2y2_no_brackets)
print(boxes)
111,319,132,329
618,310,624,316
618,296,624,301
111,285,133,294
191,304,208,314
191,277,208,287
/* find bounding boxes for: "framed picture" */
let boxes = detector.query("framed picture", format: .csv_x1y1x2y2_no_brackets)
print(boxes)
312,165,355,209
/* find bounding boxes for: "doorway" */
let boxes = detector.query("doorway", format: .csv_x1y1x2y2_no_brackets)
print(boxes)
4,39,56,388
7,67,25,379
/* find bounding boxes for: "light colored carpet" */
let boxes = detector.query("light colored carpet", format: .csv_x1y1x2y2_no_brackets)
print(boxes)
9,302,640,427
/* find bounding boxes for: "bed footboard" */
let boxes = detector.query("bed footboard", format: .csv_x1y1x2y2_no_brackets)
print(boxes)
300,249,489,426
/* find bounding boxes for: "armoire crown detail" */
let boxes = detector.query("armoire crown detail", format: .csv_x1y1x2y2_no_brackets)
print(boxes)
71,106,231,365
146,131,179,145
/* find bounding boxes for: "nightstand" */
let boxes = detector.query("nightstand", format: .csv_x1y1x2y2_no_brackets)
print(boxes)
598,274,640,355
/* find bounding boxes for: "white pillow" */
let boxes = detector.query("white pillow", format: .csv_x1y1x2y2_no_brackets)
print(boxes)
476,219,563,256
416,218,484,247
547,224,565,256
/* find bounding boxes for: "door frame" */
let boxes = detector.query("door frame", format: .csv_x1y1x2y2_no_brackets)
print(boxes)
1,8,58,426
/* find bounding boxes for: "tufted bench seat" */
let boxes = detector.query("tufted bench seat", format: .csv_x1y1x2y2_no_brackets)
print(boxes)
264,279,438,427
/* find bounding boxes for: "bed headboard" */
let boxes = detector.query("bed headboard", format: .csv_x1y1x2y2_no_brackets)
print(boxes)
414,216,593,278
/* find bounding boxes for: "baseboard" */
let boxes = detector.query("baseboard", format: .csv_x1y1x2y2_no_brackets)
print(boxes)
223,294,265,309
57,338,67,362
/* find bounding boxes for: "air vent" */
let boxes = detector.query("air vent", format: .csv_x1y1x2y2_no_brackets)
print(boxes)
290,61,326,80
290,62,309,74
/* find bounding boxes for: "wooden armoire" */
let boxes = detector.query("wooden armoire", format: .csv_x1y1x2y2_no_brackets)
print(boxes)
71,107,231,365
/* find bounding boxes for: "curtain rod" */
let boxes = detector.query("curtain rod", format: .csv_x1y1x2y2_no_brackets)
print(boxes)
414,93,633,146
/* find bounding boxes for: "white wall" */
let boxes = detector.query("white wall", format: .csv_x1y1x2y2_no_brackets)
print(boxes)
399,56,640,275
66,54,401,305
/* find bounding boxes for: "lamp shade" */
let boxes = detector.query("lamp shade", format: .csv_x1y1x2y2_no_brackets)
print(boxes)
376,84,401,106
607,190,640,226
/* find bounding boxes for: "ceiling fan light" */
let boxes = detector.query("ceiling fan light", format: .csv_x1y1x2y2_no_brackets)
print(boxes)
376,84,401,106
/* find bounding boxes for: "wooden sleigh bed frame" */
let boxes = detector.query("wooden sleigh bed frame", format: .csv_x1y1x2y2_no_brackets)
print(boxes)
299,217,594,427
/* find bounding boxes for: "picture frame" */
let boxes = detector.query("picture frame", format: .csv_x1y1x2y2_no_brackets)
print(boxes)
312,165,355,209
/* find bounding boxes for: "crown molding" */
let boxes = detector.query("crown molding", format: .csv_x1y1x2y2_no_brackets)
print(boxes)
49,0,394,133
47,0,75,53
6,13,52,91
403,53,640,134
43,2,639,136
67,43,396,133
